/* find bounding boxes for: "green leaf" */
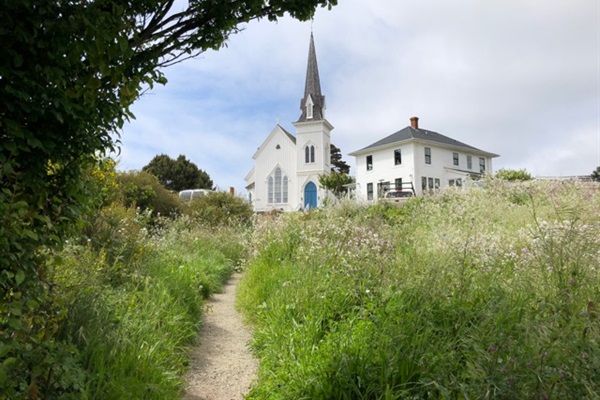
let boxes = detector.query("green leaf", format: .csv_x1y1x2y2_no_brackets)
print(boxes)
8,319,22,330
15,270,25,285
0,344,11,358
23,230,38,241
0,364,6,387
2,357,17,368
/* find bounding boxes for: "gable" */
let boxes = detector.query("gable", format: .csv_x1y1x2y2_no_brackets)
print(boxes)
252,124,296,160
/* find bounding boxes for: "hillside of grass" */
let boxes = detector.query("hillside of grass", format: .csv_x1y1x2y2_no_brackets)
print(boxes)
238,180,600,399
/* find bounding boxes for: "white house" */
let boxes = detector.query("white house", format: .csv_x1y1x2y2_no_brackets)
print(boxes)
245,33,332,212
348,117,499,200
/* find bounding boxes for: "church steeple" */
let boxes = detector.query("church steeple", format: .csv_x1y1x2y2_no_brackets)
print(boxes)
298,33,326,122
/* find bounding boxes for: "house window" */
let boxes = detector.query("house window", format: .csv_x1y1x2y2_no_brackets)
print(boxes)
456,178,462,187
467,155,472,170
425,147,431,164
267,167,288,204
435,178,440,189
366,155,373,171
367,183,374,200
428,177,434,189
310,145,315,163
395,178,402,191
479,157,486,173
394,149,402,165
422,177,427,190
453,152,459,166
449,179,455,186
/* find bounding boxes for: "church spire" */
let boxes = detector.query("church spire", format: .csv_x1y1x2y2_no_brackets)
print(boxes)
298,32,326,122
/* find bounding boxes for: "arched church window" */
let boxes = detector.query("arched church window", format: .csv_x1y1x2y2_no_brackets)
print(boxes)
310,145,315,163
305,146,310,163
268,176,274,204
268,167,288,205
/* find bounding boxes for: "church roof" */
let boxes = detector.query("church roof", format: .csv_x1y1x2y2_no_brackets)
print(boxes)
280,125,296,144
297,33,326,122
350,124,499,157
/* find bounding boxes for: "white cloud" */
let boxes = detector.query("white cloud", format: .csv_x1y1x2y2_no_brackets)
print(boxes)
119,0,600,192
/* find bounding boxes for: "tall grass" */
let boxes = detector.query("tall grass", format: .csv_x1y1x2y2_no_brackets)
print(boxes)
238,180,600,399
49,207,248,399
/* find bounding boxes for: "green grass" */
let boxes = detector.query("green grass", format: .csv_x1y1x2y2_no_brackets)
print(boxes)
49,211,248,399
238,180,600,399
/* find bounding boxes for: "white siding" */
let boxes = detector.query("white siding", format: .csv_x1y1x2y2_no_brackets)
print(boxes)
353,141,495,200
252,128,298,212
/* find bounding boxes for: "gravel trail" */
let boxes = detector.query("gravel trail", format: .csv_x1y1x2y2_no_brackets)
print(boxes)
183,273,257,400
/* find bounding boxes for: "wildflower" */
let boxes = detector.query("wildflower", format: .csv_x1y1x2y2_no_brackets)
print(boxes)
541,392,548,399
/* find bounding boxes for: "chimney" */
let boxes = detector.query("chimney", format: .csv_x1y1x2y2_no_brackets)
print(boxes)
410,116,419,129
229,186,235,196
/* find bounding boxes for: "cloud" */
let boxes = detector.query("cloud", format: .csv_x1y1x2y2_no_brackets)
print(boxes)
119,0,600,192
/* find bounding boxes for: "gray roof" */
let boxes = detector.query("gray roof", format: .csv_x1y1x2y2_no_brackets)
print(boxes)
350,126,498,157
297,33,325,122
280,125,296,144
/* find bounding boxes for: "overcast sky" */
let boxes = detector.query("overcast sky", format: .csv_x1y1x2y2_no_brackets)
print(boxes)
117,0,599,192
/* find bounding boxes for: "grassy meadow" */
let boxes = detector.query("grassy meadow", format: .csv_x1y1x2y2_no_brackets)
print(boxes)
238,180,600,399
46,206,248,399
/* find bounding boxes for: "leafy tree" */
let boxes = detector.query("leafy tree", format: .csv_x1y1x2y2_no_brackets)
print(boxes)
143,154,213,191
331,143,350,174
321,144,353,197
591,166,600,182
495,168,533,182
319,172,355,198
0,0,337,397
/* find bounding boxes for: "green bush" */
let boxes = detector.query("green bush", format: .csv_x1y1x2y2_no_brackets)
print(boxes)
495,168,533,181
186,191,253,227
117,170,182,217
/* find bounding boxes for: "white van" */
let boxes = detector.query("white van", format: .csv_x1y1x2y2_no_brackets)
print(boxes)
178,189,213,201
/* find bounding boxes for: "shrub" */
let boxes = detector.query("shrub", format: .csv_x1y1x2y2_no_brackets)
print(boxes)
186,191,253,227
495,168,533,181
117,170,182,217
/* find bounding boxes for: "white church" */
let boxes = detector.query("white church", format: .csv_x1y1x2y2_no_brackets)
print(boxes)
245,33,499,212
245,33,332,212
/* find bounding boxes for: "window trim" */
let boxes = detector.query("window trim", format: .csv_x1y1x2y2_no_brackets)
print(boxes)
366,155,373,171
425,147,431,164
394,149,402,165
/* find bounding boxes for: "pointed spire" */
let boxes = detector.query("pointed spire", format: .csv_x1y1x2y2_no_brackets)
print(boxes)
298,32,326,122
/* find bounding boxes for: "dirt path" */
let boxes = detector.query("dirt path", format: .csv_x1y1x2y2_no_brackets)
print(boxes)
183,273,258,400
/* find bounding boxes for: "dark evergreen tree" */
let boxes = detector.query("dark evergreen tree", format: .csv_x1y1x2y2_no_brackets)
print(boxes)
143,154,213,191
331,144,350,174
591,166,600,182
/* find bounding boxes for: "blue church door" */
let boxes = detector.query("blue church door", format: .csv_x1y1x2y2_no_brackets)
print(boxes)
304,181,317,209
